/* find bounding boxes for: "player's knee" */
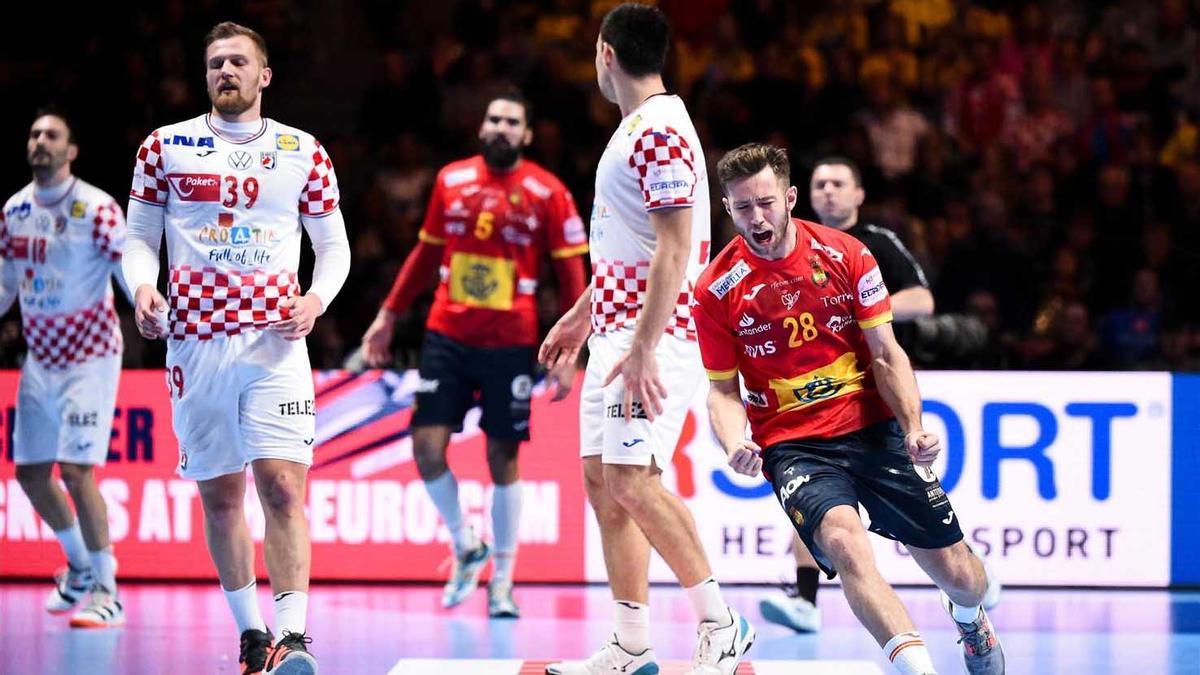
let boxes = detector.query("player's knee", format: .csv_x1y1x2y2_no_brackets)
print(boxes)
15,464,52,490
411,442,448,479
58,464,94,492
257,471,305,515
604,469,651,514
818,525,869,576
945,548,987,600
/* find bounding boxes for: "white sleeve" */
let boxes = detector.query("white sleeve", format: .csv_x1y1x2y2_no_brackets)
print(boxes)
301,208,351,314
0,257,16,316
122,199,165,294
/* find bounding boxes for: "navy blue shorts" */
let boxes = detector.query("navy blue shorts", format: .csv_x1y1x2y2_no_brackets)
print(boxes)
411,331,534,442
762,418,963,578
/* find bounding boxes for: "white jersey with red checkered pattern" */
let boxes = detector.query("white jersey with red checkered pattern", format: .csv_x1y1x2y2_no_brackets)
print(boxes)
0,178,124,369
129,114,338,340
589,94,710,342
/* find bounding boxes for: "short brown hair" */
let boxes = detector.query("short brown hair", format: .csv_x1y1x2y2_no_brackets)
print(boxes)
204,21,269,66
717,143,791,193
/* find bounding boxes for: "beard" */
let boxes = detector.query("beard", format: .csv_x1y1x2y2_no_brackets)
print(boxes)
210,87,256,116
27,148,65,176
481,137,521,169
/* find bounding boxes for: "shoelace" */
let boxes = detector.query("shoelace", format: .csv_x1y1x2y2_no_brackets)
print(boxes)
586,642,625,669
239,632,272,666
956,620,992,655
693,624,715,665
279,631,313,649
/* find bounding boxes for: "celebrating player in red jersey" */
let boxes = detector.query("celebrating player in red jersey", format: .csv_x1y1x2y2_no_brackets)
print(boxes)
694,143,1005,675
361,89,588,618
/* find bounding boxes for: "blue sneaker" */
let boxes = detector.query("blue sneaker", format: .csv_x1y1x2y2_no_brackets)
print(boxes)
441,540,491,608
758,594,821,633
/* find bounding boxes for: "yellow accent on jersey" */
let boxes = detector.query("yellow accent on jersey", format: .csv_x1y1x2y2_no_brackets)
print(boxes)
70,200,87,218
770,351,866,413
447,252,515,310
550,243,590,259
706,367,739,381
418,230,447,246
858,311,894,329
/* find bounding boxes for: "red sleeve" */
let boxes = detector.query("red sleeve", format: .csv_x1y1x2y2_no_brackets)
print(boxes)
546,184,589,260
382,239,443,314
694,287,739,380
130,132,167,205
92,201,125,262
848,239,893,328
551,254,587,315
299,141,340,217
417,176,447,245
629,127,697,210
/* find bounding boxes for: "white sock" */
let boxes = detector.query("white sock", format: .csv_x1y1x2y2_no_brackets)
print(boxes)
684,577,728,624
884,632,937,674
54,523,90,570
274,590,308,637
424,472,474,553
222,580,267,634
950,599,981,624
614,600,650,654
88,547,118,594
491,483,522,583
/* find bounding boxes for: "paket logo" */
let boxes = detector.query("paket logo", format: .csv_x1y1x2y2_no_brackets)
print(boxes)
166,174,220,202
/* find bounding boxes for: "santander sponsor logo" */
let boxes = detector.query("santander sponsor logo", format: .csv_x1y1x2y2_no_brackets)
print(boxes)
167,173,221,201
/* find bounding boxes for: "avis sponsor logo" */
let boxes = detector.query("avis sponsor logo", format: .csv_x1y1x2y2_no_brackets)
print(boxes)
778,473,811,502
743,341,777,358
166,173,221,202
708,260,751,299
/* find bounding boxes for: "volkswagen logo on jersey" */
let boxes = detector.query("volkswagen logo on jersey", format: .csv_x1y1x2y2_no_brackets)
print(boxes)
228,151,254,171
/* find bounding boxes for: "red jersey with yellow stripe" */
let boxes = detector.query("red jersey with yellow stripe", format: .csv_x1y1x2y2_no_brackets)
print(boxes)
693,218,895,448
418,156,588,347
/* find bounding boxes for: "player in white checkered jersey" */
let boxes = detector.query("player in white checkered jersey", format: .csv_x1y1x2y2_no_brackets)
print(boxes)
121,22,349,675
0,108,130,630
539,5,754,675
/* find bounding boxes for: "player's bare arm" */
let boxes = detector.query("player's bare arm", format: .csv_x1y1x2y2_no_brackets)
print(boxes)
539,280,593,371
888,287,934,321
863,322,941,466
0,258,16,316
707,376,763,477
601,207,691,422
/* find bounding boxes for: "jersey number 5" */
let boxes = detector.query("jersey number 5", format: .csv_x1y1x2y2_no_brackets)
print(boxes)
474,211,494,240
783,312,818,348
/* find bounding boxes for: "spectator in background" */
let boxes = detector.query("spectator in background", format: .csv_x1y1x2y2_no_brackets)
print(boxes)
1102,268,1166,368
943,39,1021,154
855,71,931,181
1028,301,1105,370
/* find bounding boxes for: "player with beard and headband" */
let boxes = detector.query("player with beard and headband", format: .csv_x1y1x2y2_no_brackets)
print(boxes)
361,89,588,618
1,108,130,629
123,22,351,675
694,143,1004,675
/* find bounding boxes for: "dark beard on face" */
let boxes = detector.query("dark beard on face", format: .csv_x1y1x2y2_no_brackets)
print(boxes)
481,137,521,169
212,89,254,116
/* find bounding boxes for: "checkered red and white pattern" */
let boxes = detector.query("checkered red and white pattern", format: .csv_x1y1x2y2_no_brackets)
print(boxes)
130,132,168,205
0,211,9,259
300,142,339,216
167,265,301,340
590,259,696,341
91,202,125,261
22,297,122,369
628,127,696,210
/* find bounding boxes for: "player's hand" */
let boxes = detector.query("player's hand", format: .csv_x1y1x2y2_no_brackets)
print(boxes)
271,294,323,341
602,345,667,423
546,362,577,402
726,440,763,477
539,307,591,370
133,284,169,339
905,430,942,467
361,310,397,368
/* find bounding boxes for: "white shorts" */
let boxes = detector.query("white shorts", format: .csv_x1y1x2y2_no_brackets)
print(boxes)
580,329,703,467
14,355,121,466
166,330,315,481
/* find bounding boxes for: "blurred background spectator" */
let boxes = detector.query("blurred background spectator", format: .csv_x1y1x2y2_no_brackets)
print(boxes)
2,0,1198,370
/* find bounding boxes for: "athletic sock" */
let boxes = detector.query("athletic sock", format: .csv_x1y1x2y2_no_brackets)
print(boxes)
223,580,267,634
614,600,650,654
274,590,309,637
949,599,982,624
795,565,819,604
89,547,118,594
491,483,522,584
424,472,474,553
684,576,728,624
884,631,937,674
54,523,90,570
